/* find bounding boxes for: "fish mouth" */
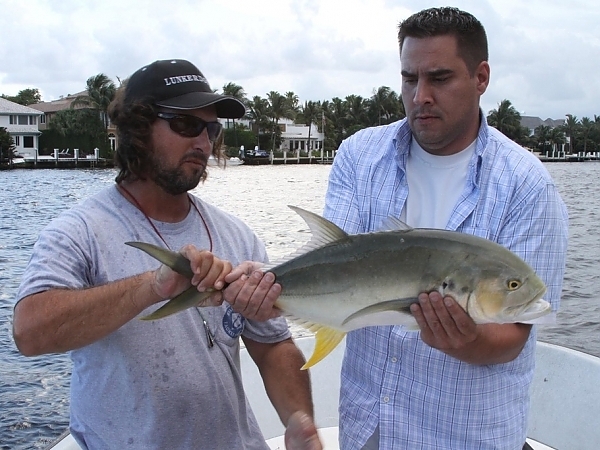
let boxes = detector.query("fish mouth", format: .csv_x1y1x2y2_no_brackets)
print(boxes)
505,298,552,322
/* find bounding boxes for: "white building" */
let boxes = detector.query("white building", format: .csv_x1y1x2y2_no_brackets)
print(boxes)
278,119,324,153
0,97,42,158
226,118,324,152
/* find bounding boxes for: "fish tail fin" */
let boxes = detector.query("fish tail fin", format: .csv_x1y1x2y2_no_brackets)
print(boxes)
126,241,194,279
301,327,346,370
140,286,213,320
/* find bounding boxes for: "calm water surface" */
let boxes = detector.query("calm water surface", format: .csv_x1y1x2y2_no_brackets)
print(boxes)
0,162,599,448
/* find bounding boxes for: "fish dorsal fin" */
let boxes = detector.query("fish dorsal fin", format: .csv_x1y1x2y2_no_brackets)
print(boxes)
289,205,349,245
265,206,350,269
378,216,413,232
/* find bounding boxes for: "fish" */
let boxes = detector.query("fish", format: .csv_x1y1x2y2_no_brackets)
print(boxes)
126,205,551,369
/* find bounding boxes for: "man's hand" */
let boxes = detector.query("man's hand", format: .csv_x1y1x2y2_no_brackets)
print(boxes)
151,245,232,305
410,291,478,352
223,262,282,321
284,412,323,450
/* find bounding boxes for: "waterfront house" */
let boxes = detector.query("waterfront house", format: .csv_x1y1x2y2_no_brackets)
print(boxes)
29,92,118,152
0,97,42,158
229,117,325,153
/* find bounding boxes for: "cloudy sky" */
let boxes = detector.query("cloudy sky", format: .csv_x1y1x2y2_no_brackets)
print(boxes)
1,0,598,120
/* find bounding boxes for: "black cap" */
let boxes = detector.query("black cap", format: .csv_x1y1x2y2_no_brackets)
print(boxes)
124,59,246,119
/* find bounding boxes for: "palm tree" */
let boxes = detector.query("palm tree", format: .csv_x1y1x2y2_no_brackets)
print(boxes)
487,99,522,141
266,91,295,152
580,117,594,154
71,74,117,130
370,86,404,125
324,97,349,149
222,82,247,148
561,114,579,154
534,125,552,154
247,96,270,149
284,91,300,121
300,101,321,155
344,95,367,126
549,127,567,154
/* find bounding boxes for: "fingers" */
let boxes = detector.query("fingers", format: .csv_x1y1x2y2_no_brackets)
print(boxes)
181,245,232,292
223,270,282,321
225,261,264,284
411,292,476,350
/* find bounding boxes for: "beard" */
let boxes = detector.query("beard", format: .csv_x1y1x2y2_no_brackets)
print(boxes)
147,150,206,196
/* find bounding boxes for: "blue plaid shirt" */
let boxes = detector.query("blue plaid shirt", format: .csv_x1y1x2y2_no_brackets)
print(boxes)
324,117,568,450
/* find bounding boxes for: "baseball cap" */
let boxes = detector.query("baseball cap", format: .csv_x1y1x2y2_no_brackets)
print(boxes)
124,59,246,119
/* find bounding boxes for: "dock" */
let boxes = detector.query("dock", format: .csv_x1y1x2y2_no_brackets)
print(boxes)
244,150,336,165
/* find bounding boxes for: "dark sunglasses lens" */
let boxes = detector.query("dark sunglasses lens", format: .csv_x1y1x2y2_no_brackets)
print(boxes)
167,116,202,137
168,116,221,140
206,122,222,141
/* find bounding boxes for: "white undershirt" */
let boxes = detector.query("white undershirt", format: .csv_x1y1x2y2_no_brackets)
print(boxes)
401,139,475,229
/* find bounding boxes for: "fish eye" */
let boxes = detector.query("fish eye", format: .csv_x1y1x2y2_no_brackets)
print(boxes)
507,279,522,290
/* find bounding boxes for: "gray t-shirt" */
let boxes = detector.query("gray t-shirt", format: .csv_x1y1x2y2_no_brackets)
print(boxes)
16,185,291,449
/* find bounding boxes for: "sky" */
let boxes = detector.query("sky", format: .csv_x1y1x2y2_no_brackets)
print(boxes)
1,0,599,120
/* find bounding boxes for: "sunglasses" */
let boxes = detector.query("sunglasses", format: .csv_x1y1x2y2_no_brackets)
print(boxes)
156,112,223,141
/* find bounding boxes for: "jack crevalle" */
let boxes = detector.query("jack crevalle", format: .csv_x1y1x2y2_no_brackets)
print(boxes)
126,206,550,368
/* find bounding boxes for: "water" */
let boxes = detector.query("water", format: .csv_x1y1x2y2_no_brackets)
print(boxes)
1,162,599,448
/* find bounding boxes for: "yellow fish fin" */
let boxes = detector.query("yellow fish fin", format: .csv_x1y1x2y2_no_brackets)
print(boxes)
301,326,346,370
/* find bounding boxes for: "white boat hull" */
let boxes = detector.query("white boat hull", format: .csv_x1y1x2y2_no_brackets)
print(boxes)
207,156,244,167
46,338,600,449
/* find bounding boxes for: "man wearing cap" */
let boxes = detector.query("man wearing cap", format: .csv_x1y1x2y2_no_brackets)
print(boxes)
13,59,322,450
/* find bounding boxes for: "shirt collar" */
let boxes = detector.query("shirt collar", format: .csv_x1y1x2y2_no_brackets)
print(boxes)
394,109,488,187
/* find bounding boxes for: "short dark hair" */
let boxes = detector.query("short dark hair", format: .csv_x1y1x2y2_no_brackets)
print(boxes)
108,84,223,184
398,7,488,75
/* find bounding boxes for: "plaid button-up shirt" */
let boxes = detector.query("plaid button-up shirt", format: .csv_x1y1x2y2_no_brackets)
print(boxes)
324,116,568,450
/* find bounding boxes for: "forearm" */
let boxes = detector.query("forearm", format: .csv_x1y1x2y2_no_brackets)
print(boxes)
13,272,161,356
443,323,532,365
244,337,314,425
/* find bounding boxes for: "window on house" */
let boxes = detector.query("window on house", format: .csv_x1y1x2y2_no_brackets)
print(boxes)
14,136,20,146
9,115,16,124
29,116,37,125
40,115,46,124
18,115,28,125
24,136,34,148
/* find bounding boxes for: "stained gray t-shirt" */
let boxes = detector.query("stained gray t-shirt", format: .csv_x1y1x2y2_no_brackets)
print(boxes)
16,185,291,449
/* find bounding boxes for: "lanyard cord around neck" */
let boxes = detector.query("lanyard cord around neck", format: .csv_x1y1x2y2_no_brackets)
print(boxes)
117,183,216,348
117,183,213,252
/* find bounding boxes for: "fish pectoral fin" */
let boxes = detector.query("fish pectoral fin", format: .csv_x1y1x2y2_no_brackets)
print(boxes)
341,298,419,330
301,327,346,370
126,241,194,279
140,286,212,320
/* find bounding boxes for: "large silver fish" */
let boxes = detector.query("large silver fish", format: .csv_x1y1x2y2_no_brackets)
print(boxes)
126,206,550,368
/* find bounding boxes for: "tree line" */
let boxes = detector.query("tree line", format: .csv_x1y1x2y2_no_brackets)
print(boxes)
3,75,600,164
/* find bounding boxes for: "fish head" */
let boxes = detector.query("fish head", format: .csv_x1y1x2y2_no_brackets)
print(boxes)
467,268,550,324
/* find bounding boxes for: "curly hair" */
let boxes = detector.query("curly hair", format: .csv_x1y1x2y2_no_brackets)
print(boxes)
108,86,223,184
398,7,488,76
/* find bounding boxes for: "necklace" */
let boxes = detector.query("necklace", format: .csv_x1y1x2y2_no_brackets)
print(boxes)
117,183,213,251
117,183,216,347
